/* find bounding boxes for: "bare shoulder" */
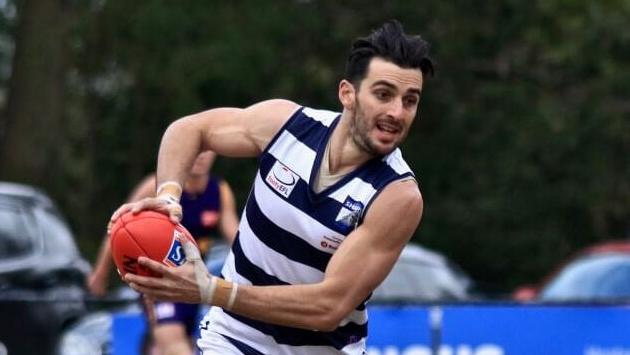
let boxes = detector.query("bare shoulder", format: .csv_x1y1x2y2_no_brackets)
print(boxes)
362,179,423,243
373,179,422,212
240,99,301,152
245,99,300,118
183,99,301,157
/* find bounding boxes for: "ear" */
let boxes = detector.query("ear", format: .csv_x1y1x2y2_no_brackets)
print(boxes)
338,79,356,111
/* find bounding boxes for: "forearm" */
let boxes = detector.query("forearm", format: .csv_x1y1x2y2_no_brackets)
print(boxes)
217,281,350,331
157,118,205,189
219,187,421,332
92,236,113,276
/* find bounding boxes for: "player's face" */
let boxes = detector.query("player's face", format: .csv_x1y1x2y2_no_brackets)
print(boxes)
190,151,216,176
349,58,423,156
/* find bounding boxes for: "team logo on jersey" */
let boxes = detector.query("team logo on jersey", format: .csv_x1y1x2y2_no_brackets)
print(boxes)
164,231,186,266
335,196,364,229
265,161,299,198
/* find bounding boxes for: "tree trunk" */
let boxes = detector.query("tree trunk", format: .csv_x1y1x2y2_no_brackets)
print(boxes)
0,0,70,188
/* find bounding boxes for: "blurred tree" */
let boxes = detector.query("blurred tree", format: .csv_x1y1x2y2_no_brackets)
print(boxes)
71,0,630,291
1,0,627,293
1,0,70,184
0,1,16,141
405,0,630,290
0,0,91,252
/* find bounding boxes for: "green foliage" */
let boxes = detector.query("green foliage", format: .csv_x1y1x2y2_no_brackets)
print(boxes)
2,0,628,293
407,0,630,289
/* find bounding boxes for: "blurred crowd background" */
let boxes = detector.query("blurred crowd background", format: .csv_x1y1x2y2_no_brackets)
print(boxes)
0,0,628,295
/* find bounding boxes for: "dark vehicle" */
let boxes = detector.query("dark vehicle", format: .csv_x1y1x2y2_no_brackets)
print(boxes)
513,240,630,302
0,182,91,354
57,242,232,355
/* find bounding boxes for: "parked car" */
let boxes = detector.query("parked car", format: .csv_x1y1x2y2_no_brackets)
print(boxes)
371,243,475,303
513,240,630,302
0,182,91,354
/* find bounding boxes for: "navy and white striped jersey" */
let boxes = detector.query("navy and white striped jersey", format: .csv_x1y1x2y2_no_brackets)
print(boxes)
199,106,415,354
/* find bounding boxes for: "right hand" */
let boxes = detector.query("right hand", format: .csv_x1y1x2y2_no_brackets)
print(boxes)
124,235,210,304
109,197,183,228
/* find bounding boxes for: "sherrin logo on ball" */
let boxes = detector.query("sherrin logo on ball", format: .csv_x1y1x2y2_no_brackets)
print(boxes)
109,211,198,277
164,231,187,267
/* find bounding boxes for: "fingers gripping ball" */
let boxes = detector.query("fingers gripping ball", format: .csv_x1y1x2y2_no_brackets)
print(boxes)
110,211,198,277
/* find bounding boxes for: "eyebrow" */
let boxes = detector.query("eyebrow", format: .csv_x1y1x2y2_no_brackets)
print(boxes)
371,80,422,96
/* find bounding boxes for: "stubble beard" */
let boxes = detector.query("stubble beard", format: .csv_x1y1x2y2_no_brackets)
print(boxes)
350,99,398,158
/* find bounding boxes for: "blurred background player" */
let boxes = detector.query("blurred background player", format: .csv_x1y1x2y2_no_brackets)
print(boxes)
88,150,239,355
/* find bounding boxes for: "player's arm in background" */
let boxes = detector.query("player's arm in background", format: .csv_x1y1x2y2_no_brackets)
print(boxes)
87,175,157,296
218,180,239,244
127,179,422,331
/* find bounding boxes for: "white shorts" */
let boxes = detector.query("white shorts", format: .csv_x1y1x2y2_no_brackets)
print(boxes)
196,330,243,355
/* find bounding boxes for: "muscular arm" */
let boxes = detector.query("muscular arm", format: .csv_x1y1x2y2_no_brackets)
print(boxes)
127,180,423,330
111,99,299,222
156,99,300,189
229,180,423,330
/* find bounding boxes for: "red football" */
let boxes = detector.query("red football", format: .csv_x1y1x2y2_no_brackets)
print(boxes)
110,211,197,277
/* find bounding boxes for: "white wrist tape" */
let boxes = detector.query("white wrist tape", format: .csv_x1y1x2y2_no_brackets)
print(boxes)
156,181,183,200
182,238,214,303
157,194,180,205
205,277,218,304
182,236,238,307
227,283,238,310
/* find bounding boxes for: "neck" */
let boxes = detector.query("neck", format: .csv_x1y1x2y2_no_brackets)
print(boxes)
328,114,374,175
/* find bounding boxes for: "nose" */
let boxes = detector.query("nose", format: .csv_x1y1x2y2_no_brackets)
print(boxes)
386,98,405,120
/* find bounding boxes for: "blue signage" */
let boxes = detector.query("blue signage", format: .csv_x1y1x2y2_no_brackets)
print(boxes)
366,304,630,355
113,304,630,355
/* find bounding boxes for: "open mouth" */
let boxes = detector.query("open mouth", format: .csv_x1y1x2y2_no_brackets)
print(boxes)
376,121,401,135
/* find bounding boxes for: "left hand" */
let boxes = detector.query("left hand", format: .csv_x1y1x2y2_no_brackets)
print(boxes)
110,197,183,227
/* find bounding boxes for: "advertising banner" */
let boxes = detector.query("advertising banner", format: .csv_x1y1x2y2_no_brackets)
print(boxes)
366,304,630,355
113,304,630,355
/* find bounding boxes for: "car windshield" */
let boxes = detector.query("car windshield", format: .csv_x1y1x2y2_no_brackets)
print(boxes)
540,253,630,301
0,203,35,260
39,208,80,257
